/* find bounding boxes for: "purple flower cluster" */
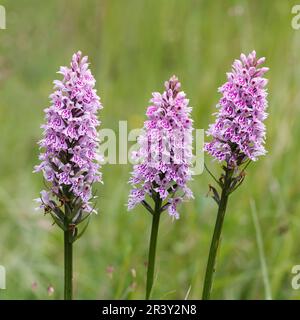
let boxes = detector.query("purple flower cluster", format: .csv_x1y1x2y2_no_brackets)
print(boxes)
128,76,194,219
204,51,269,167
34,51,102,214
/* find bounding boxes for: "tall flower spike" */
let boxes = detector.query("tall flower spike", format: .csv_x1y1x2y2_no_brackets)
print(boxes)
128,75,194,219
204,50,269,168
34,51,102,299
202,51,269,300
128,76,194,300
34,51,102,218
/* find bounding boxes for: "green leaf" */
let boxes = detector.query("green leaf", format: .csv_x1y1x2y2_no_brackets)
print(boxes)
73,217,91,242
49,210,66,231
141,200,154,215
208,184,220,205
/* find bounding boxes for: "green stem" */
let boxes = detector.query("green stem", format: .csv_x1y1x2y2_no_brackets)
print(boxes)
202,169,233,300
64,204,73,300
64,228,73,300
145,196,162,300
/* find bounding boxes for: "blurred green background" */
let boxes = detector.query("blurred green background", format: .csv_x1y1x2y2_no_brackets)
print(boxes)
0,0,300,300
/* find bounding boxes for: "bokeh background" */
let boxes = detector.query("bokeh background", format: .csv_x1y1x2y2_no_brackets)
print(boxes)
0,0,300,300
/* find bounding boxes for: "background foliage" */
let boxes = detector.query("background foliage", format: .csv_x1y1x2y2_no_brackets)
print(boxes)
0,0,299,299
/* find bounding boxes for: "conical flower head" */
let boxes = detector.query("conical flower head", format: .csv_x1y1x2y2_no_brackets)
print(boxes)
34,51,102,216
204,51,269,167
128,76,194,219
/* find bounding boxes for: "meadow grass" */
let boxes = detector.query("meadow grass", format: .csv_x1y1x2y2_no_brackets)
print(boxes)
0,0,300,299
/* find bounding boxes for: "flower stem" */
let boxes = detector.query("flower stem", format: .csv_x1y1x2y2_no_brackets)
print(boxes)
63,204,73,301
64,228,73,300
202,168,233,300
145,196,162,300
